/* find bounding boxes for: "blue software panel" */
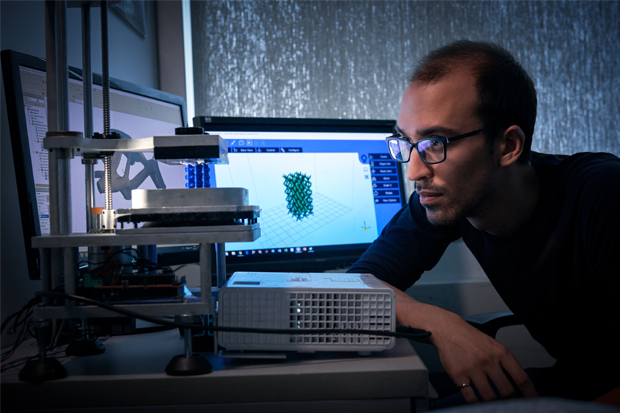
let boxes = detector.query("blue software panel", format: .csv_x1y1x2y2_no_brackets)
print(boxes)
211,133,403,255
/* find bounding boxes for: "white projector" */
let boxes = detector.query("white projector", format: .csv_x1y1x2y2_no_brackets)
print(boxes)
217,272,396,353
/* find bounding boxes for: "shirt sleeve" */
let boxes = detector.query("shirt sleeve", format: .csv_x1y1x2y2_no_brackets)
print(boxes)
348,191,461,291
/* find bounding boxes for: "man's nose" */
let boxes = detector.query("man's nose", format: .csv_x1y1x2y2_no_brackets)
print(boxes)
406,151,433,182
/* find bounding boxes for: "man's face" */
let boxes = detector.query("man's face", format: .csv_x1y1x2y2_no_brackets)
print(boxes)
397,71,500,226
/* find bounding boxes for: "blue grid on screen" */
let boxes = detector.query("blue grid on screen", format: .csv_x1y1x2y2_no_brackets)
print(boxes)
256,192,352,247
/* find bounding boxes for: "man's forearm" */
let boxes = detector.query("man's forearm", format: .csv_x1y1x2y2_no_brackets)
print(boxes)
380,279,538,402
383,279,460,343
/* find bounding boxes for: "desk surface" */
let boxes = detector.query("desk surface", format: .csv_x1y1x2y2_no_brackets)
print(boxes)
2,329,428,412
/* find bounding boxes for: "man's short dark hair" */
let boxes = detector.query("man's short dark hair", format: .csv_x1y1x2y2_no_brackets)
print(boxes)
410,40,537,163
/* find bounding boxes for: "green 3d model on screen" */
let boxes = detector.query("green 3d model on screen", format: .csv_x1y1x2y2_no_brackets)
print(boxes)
283,172,314,221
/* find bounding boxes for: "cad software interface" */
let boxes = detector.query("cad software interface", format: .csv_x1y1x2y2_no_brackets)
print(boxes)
210,131,403,257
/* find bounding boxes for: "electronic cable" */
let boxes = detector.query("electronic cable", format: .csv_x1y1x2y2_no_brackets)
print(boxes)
33,291,432,341
1,296,39,335
0,291,431,369
1,289,431,364
1,317,32,363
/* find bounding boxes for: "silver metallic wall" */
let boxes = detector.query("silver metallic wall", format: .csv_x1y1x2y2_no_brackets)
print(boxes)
191,1,620,156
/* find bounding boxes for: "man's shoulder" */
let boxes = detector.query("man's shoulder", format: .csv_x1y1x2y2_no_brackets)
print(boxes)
531,151,620,166
532,152,620,210
532,151,620,184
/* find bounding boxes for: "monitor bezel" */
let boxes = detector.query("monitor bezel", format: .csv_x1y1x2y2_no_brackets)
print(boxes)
1,49,188,280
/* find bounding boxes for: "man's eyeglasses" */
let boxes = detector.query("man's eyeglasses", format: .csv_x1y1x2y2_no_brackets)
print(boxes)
385,129,485,164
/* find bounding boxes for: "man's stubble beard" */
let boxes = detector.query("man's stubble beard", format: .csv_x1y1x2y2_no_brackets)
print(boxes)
420,160,499,227
423,200,468,226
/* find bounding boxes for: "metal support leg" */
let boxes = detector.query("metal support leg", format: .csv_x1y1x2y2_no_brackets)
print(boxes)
215,242,227,288
164,246,214,376
18,321,67,382
184,323,194,358
22,2,71,383
63,247,77,300
39,248,51,305
137,245,157,263
46,0,72,237
165,314,212,376
199,243,213,315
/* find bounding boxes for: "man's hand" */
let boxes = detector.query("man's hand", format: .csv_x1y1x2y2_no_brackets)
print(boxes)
384,281,538,403
431,311,538,402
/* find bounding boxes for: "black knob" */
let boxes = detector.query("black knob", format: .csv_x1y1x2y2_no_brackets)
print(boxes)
175,127,204,135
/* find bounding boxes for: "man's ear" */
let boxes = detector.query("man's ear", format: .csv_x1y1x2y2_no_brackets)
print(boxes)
498,125,525,167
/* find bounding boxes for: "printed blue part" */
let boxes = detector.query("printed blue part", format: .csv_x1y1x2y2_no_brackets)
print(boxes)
185,163,211,188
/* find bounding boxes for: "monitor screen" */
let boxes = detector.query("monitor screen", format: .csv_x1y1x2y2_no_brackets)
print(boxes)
2,50,188,279
157,117,405,273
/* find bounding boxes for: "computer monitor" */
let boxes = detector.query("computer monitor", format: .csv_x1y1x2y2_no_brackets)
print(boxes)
2,49,188,279
157,116,405,273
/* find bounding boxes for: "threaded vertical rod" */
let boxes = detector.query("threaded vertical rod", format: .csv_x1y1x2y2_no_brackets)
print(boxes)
101,0,112,210
101,1,109,136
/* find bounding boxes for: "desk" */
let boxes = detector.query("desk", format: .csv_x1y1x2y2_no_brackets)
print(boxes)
2,330,429,412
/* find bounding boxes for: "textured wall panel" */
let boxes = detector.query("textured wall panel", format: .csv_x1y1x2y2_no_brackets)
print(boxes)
191,1,620,156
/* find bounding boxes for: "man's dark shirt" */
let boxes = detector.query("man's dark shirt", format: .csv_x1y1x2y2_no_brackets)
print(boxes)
349,152,620,398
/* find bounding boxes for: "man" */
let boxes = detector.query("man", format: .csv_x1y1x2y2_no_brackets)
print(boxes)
349,40,620,404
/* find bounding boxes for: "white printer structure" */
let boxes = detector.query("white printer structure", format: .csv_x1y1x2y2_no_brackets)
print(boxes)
217,272,396,353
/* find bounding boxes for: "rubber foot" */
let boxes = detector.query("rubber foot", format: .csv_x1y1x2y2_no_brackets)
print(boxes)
165,354,213,376
18,358,68,382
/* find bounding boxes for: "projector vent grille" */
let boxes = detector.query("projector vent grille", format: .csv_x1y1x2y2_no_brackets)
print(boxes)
219,291,393,347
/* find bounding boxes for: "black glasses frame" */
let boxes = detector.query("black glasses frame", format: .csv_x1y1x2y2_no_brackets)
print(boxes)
385,128,485,164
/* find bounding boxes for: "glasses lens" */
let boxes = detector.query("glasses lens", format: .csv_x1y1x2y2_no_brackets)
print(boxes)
417,138,445,163
387,138,410,162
